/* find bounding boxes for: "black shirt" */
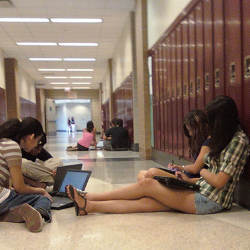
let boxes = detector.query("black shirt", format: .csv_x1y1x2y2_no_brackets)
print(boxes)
22,148,53,162
105,127,129,149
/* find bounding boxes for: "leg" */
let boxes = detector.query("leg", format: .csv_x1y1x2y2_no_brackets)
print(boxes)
68,178,196,214
137,168,173,182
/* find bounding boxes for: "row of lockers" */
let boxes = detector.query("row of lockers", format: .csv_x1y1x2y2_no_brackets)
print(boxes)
150,0,250,162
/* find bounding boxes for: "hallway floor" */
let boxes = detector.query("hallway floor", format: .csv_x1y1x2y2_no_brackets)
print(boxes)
1,133,250,250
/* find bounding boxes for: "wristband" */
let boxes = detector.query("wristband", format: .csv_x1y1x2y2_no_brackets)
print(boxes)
182,165,185,172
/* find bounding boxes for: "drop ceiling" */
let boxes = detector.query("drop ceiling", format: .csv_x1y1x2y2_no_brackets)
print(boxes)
0,0,135,89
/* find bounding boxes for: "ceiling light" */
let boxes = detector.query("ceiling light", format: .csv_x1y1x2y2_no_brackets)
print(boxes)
0,18,49,22
29,58,62,61
69,76,92,79
50,18,103,23
67,69,94,72
17,42,57,46
58,43,98,46
63,58,96,62
72,87,91,89
50,82,69,85
39,69,65,71
64,87,71,91
53,87,65,89
71,82,91,85
44,76,67,79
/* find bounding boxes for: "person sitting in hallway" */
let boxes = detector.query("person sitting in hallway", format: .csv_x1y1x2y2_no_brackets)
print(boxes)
65,95,249,216
137,109,210,181
0,117,52,232
21,132,62,189
67,121,96,151
103,118,129,151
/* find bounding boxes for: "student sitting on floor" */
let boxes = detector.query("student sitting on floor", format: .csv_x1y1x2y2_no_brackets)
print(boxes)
65,95,249,216
22,132,62,189
67,121,96,151
103,118,129,151
137,109,210,181
0,117,52,232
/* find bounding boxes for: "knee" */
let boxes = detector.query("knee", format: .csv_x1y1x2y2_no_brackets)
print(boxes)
138,177,157,188
145,168,158,178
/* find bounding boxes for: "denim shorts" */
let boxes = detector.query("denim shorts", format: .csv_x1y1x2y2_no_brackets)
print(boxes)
195,192,224,215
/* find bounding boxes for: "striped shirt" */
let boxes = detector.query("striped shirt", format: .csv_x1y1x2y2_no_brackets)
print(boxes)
196,129,249,209
0,138,22,203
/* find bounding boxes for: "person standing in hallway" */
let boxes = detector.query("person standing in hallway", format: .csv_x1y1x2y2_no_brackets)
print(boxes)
66,96,249,216
67,118,72,134
0,117,52,232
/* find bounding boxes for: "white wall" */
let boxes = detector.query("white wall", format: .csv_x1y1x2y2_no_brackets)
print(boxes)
102,63,110,104
56,103,91,131
147,0,191,49
0,49,5,89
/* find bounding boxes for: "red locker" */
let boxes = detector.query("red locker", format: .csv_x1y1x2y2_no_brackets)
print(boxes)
195,2,205,109
213,0,225,97
224,0,242,118
188,11,197,110
171,32,178,156
166,38,173,154
176,25,184,158
242,0,250,137
182,18,190,160
203,0,214,105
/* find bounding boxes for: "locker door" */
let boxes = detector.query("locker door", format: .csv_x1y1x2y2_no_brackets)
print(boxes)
182,18,190,160
203,0,214,105
176,25,184,158
189,11,196,110
213,0,225,96
163,39,168,152
171,32,178,156
166,38,173,154
242,0,250,137
195,2,205,109
224,0,242,118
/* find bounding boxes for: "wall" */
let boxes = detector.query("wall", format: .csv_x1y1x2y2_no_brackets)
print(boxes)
0,49,6,123
0,49,5,89
147,0,191,49
45,89,101,132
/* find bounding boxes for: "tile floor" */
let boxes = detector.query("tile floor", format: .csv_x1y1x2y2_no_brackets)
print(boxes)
1,132,250,250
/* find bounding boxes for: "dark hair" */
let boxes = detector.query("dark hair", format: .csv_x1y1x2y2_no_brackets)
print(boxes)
116,119,123,127
86,121,94,133
111,118,117,127
38,132,47,147
183,110,208,158
205,95,240,158
0,117,44,143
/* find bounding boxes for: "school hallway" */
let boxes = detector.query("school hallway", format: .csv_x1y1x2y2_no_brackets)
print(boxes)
1,132,249,250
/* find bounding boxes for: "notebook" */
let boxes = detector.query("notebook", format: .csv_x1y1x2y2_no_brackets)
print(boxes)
51,169,91,210
153,176,200,191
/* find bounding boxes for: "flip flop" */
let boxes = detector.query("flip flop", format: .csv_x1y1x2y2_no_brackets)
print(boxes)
66,185,88,216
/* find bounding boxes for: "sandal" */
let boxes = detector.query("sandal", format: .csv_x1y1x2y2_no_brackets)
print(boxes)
66,185,88,216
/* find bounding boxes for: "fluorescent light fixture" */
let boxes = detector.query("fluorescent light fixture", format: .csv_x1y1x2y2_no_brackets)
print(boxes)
53,87,65,89
72,82,91,85
50,82,69,85
54,99,91,104
58,42,98,47
17,42,57,46
29,58,62,61
72,87,91,89
44,76,67,79
69,76,92,79
0,18,49,23
63,58,96,62
50,18,103,23
64,87,71,91
67,69,94,72
39,69,65,71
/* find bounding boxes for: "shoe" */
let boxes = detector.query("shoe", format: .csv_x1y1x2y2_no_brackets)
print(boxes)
14,203,43,232
66,185,88,216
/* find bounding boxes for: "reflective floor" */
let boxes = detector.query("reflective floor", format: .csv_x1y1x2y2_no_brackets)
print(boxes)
1,133,250,250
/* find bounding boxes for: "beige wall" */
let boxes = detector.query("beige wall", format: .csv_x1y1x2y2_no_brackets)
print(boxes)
102,64,110,104
45,89,101,132
0,49,5,89
147,0,191,49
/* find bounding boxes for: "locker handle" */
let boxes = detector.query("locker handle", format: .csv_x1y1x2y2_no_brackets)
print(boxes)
230,62,236,84
190,81,194,96
196,77,201,94
244,56,250,79
183,84,187,97
214,68,220,88
205,73,209,90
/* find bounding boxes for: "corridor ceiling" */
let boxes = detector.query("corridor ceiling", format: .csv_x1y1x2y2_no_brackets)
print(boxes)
0,0,135,89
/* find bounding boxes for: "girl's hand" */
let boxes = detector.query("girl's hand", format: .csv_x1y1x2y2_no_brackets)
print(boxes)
175,171,190,182
167,163,182,171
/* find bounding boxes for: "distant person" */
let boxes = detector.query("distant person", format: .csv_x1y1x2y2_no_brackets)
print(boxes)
104,118,129,150
71,117,76,133
67,118,72,133
66,121,96,151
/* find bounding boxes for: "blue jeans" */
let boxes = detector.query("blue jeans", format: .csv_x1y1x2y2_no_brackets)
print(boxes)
0,190,52,222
